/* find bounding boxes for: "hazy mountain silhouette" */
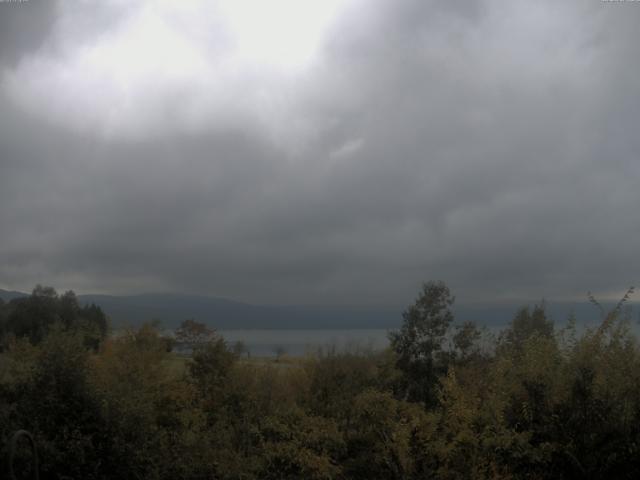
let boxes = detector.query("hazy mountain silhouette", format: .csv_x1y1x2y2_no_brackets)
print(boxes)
0,289,633,329
0,289,28,301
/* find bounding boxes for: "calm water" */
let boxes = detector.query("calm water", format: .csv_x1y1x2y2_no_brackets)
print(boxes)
218,329,390,357
196,319,640,357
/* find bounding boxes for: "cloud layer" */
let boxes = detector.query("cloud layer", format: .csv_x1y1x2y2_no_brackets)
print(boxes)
1,0,639,306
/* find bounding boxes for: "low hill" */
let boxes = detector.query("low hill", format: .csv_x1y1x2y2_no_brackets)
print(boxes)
0,289,28,301
77,293,401,329
1,289,634,329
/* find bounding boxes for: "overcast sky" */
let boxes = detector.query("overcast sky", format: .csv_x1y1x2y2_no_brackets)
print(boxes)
1,0,639,306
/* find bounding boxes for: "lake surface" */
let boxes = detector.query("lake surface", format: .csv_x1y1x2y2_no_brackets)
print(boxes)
218,329,391,357
181,314,640,357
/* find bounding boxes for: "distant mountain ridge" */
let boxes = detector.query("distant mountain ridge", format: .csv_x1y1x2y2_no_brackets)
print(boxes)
0,289,29,301
0,289,401,329
1,288,635,329
77,293,402,329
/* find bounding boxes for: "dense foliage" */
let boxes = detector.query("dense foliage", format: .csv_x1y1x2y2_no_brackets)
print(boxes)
1,283,640,479
0,285,108,350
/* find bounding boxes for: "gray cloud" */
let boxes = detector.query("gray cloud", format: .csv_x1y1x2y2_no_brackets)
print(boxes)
0,0,57,66
1,0,639,306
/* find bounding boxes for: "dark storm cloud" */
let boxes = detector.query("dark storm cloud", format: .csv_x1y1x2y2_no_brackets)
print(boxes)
1,0,639,305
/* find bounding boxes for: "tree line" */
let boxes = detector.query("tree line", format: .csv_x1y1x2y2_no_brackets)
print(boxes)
1,282,639,479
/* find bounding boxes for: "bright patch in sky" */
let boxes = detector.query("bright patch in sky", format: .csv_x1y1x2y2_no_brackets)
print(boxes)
218,0,348,69
3,0,351,140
